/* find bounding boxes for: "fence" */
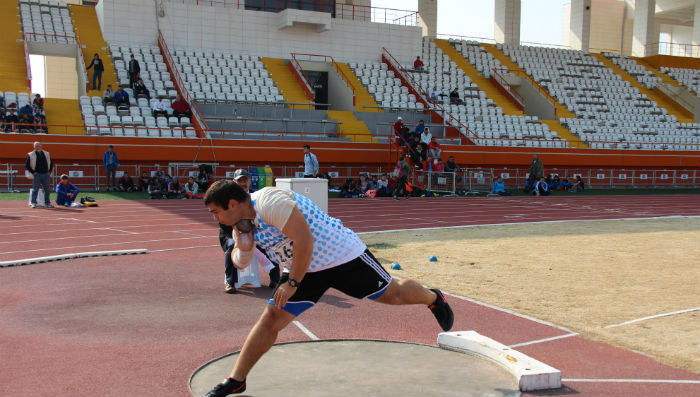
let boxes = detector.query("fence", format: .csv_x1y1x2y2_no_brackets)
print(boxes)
2,163,697,193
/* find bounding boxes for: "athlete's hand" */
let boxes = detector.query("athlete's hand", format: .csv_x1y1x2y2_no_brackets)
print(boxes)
232,227,254,251
273,282,297,309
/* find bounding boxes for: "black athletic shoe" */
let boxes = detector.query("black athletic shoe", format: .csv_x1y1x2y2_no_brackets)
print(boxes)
428,288,454,332
268,266,280,288
205,377,246,397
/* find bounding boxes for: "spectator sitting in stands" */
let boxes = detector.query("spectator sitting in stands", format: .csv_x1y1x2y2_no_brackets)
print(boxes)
18,104,35,132
533,177,550,196
445,155,460,174
32,94,44,110
184,176,200,199
560,177,573,191
449,88,463,105
55,174,79,207
340,178,360,198
117,172,136,192
147,176,165,199
357,174,370,196
133,78,151,100
152,96,168,118
420,126,432,146
427,136,442,159
413,56,424,72
197,168,210,191
422,156,435,171
163,173,173,185
137,171,151,192
570,175,585,192
167,177,185,199
113,86,130,108
4,108,19,132
491,176,511,196
376,174,389,197
549,175,561,190
103,84,115,105
429,87,440,104
413,120,425,139
171,95,191,119
393,116,405,136
367,174,379,192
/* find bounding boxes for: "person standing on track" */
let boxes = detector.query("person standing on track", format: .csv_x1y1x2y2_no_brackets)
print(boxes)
103,145,119,191
25,141,53,208
302,145,319,178
203,180,454,396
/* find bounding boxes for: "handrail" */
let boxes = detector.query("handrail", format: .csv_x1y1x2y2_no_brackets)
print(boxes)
490,68,524,108
288,54,315,101
381,47,480,142
167,0,419,26
2,122,698,151
23,35,31,90
291,53,356,106
650,42,700,58
495,68,561,111
158,30,208,137
437,33,496,44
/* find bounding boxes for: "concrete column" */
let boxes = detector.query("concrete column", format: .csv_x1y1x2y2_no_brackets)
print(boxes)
693,2,700,53
569,0,591,51
494,0,521,46
417,0,437,37
632,0,657,57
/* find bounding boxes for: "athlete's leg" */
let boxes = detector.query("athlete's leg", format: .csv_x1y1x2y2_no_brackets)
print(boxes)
229,304,295,381
374,278,436,305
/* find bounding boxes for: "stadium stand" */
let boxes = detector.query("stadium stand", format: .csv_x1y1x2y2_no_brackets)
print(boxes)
110,44,176,98
604,52,661,90
660,67,700,95
20,0,75,43
498,44,700,150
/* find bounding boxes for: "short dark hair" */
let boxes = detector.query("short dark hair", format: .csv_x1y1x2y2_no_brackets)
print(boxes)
204,180,249,210
303,144,310,149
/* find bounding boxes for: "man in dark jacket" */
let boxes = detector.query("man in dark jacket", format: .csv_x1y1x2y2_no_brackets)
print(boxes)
86,53,104,91
128,54,140,88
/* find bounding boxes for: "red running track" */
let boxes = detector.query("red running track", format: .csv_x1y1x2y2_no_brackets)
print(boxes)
0,195,698,396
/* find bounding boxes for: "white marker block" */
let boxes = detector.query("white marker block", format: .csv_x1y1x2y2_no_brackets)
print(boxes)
438,331,561,391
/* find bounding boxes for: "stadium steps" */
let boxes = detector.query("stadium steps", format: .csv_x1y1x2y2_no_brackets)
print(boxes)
0,1,31,93
635,57,683,88
481,43,578,119
481,43,585,148
592,53,694,123
335,62,382,112
44,98,84,135
326,110,375,143
69,5,117,96
260,57,313,109
434,38,524,116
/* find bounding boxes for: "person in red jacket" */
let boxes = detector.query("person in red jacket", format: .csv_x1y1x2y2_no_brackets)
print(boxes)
413,56,425,72
171,94,192,119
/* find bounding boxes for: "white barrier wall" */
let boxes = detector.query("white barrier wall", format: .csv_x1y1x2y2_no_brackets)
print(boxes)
96,0,422,64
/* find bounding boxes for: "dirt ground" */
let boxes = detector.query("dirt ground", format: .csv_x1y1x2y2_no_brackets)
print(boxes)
360,217,700,373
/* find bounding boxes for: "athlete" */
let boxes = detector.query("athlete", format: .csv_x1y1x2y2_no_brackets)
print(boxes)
203,180,454,396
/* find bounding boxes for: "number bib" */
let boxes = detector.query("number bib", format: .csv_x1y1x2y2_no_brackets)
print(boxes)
269,238,294,267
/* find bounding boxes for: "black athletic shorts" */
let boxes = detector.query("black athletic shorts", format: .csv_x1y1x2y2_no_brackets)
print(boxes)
267,249,392,316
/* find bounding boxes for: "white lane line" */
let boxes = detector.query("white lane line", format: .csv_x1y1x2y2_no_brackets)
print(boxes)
355,215,698,235
604,307,700,329
1,236,210,255
292,320,319,341
101,227,139,235
150,244,219,253
562,378,700,384
508,332,579,348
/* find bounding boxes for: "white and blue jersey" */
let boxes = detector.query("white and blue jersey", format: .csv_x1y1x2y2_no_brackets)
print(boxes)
249,187,366,272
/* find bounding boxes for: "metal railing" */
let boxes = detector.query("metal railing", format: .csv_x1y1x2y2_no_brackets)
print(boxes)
288,54,315,101
490,68,524,109
2,163,697,193
158,30,208,136
652,42,700,58
291,53,356,106
166,0,419,26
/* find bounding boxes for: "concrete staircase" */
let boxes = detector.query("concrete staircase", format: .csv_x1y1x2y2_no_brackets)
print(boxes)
335,62,381,112
261,57,313,109
0,1,30,93
70,5,117,95
434,38,524,116
44,98,84,135
593,53,694,123
327,110,374,142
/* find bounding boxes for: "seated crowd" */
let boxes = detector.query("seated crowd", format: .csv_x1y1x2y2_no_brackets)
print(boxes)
141,169,209,199
1,93,47,133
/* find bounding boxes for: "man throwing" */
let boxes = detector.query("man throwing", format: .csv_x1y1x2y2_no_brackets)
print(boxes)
203,181,453,396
